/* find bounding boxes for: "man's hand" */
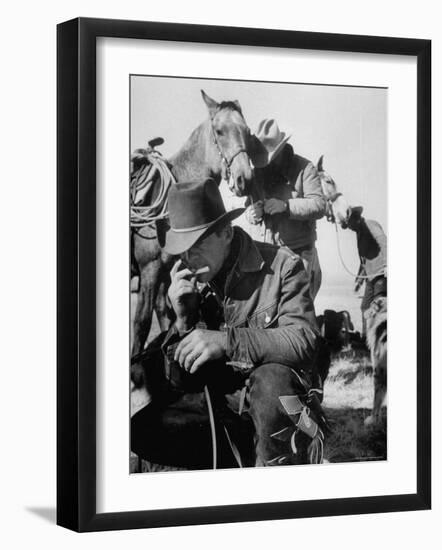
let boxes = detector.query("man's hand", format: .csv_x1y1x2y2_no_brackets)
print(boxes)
245,200,264,224
168,261,200,332
174,329,226,374
264,198,287,215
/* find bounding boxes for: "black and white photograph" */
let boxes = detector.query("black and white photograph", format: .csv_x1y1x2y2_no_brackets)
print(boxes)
129,75,388,472
0,0,436,542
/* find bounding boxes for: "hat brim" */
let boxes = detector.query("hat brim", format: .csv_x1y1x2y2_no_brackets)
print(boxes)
346,206,364,227
249,134,291,168
349,206,364,218
248,136,269,169
163,207,245,255
268,134,291,164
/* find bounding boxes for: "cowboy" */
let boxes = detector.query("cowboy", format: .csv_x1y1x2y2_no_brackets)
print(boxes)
347,207,387,336
245,119,327,300
131,178,328,468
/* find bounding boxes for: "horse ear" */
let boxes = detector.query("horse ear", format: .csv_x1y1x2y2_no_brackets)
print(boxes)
233,99,243,114
317,155,324,172
201,90,219,118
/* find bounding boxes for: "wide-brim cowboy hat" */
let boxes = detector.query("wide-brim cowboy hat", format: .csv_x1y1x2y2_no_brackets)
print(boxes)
249,118,292,168
347,206,364,224
162,178,244,255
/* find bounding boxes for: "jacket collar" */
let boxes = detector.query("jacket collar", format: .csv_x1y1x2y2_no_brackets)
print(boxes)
234,227,265,273
207,227,264,299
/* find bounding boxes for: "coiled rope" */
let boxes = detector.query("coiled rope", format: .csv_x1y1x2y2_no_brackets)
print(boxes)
130,149,175,228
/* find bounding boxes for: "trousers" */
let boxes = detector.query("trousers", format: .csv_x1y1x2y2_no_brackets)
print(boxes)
131,359,314,469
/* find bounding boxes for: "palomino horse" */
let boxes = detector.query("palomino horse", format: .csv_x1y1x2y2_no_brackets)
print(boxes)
317,155,351,227
131,91,254,372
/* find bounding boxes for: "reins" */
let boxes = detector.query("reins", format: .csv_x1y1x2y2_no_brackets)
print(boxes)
130,149,176,228
204,386,218,470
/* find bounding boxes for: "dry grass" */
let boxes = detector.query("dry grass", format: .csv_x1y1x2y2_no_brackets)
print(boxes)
324,407,387,463
324,349,373,410
323,348,386,463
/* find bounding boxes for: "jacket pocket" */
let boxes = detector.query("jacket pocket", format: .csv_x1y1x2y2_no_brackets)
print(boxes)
247,301,279,329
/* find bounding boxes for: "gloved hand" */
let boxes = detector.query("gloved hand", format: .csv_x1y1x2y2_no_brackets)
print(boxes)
264,198,287,215
245,200,264,224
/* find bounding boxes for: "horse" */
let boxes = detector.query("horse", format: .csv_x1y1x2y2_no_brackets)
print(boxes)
317,155,352,227
131,90,254,372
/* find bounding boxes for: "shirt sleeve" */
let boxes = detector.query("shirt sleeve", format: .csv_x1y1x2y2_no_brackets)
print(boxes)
286,162,327,221
226,256,319,368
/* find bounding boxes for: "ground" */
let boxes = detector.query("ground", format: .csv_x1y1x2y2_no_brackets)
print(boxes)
323,348,386,463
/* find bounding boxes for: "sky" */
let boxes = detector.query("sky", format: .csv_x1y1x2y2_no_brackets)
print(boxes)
130,75,387,291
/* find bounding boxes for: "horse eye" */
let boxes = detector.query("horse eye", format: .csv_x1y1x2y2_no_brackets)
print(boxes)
216,129,223,136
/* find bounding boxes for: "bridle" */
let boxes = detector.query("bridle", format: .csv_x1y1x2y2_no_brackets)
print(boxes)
325,190,343,222
319,172,342,223
210,117,249,184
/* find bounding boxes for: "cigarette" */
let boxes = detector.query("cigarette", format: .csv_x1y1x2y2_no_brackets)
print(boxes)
192,266,210,275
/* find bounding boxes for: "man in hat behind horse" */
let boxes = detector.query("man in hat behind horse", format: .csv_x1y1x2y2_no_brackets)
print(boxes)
131,178,328,468
246,119,327,300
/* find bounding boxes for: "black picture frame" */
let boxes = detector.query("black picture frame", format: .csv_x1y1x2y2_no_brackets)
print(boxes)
57,17,431,532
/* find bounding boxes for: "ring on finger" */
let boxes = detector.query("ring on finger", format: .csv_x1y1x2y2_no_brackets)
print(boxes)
185,352,199,370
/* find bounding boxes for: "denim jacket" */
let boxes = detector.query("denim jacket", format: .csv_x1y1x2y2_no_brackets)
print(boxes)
164,227,319,370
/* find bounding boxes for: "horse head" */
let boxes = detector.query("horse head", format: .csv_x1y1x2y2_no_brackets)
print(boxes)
201,90,253,197
317,155,351,227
